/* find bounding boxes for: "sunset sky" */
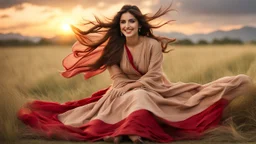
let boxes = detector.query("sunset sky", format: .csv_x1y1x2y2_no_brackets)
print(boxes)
0,0,255,38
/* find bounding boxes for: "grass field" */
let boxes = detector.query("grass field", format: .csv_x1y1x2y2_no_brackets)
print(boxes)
1,44,256,144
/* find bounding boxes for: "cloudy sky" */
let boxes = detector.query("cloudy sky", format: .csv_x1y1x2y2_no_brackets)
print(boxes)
0,0,255,38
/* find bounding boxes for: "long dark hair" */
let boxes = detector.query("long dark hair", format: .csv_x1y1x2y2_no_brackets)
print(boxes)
71,4,175,71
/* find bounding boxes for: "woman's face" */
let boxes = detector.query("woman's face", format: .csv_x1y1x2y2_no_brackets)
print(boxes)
120,12,140,38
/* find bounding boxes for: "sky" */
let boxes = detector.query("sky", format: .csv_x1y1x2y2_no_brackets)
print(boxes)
0,0,255,38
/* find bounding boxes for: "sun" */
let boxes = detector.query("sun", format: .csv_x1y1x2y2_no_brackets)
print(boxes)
61,23,72,34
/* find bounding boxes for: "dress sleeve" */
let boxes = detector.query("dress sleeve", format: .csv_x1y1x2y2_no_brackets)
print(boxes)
107,65,134,88
105,65,135,98
137,40,165,90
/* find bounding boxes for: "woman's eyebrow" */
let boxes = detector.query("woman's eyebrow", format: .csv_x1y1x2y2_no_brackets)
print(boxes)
120,18,136,20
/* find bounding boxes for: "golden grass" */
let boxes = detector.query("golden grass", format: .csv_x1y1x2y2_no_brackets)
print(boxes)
0,44,256,143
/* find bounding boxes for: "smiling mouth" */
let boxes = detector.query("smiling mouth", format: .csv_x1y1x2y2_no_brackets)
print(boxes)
124,29,133,34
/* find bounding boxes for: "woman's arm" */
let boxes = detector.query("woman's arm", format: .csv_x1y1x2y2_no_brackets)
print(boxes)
107,64,128,80
108,65,143,93
107,65,133,89
122,40,164,92
136,40,164,90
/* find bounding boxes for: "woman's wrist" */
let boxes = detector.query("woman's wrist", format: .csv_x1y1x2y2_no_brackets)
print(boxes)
130,81,143,89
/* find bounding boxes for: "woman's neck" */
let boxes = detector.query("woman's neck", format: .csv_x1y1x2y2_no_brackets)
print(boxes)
126,35,140,47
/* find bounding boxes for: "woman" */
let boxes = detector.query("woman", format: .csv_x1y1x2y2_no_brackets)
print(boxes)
18,4,255,144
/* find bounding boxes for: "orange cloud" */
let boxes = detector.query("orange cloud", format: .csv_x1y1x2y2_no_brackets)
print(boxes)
0,1,254,38
219,25,243,31
0,14,9,19
154,22,215,35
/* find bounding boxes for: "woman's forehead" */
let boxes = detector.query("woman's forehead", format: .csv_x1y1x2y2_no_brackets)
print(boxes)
120,12,136,20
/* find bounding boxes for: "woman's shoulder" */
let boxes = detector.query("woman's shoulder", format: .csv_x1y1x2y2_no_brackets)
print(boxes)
143,36,161,47
142,36,162,54
142,36,163,57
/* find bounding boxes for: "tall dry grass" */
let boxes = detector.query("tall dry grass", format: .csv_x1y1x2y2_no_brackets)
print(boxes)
0,44,256,143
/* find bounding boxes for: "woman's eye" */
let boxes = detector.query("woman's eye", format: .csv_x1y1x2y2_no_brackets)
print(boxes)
120,20,126,24
129,19,135,23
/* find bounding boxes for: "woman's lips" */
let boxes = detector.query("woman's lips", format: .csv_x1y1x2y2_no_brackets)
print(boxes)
124,29,133,34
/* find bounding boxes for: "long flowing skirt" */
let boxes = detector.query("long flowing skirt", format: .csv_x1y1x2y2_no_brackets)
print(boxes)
18,75,253,142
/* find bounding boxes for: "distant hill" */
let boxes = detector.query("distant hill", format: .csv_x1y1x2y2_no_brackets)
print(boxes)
1,26,256,45
155,26,256,43
0,33,76,46
0,32,41,43
45,35,76,45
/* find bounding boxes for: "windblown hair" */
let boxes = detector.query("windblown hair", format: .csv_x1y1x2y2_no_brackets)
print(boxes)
71,4,176,71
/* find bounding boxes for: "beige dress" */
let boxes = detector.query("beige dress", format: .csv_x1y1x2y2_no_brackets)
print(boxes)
58,36,253,126
18,36,254,142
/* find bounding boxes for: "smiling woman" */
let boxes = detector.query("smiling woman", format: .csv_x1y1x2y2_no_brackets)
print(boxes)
17,3,256,144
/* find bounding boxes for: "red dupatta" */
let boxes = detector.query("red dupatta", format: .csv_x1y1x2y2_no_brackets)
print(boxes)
124,44,143,75
61,34,107,79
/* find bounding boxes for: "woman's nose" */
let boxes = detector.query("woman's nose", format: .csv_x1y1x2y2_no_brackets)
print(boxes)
125,22,130,28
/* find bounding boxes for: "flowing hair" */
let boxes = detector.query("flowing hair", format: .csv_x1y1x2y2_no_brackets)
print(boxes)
71,4,176,71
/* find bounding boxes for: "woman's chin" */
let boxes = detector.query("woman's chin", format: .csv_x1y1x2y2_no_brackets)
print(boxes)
124,34,137,38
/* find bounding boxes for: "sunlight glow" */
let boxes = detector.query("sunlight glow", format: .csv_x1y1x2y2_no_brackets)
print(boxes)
61,23,71,32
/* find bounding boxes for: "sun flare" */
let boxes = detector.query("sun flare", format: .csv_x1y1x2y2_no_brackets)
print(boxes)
61,24,71,33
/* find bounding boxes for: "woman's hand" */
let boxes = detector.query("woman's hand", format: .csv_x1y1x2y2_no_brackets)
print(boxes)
122,82,143,94
122,83,134,93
